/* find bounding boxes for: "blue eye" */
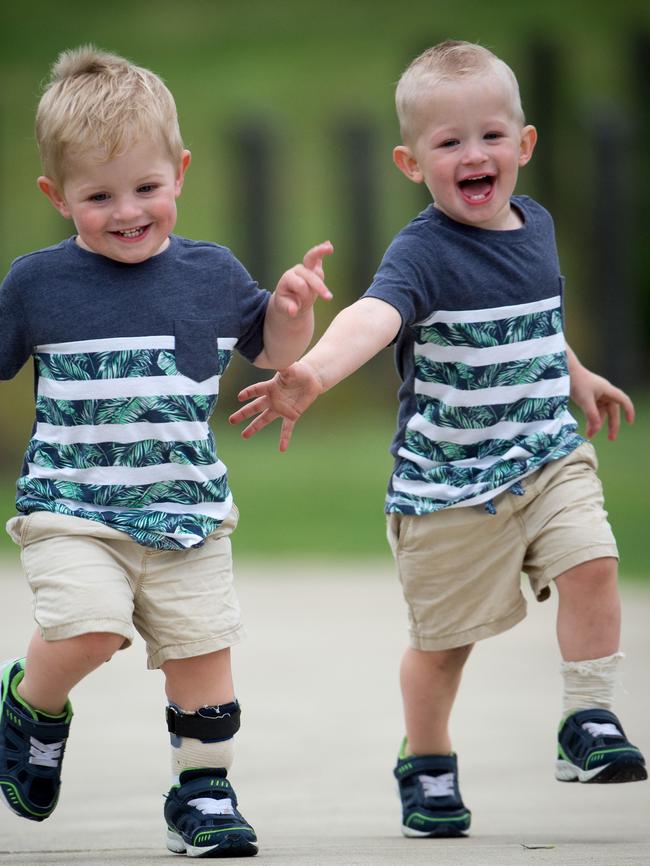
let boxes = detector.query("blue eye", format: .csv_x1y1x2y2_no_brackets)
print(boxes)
89,192,109,203
440,139,459,148
137,184,157,194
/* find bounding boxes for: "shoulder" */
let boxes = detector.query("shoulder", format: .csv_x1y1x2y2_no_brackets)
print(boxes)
512,195,555,229
171,235,238,262
169,235,249,276
6,239,74,280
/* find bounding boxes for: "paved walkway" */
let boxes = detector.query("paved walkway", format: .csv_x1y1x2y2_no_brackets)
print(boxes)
0,557,648,865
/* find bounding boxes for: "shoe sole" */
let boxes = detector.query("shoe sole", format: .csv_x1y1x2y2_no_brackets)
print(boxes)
401,809,471,838
167,829,258,858
402,823,470,838
556,757,648,784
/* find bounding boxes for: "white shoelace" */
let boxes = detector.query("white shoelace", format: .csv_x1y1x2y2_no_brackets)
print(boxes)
29,736,63,768
419,772,455,798
188,797,235,816
582,722,622,739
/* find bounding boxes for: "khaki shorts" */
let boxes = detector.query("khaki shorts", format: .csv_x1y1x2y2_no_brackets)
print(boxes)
6,508,244,669
386,443,618,651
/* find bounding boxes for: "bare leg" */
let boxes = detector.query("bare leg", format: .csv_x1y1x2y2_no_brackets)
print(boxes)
162,648,234,711
555,557,620,662
18,628,125,714
400,644,473,755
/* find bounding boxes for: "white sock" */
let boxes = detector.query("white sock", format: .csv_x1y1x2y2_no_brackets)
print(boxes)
560,651,624,715
171,736,234,784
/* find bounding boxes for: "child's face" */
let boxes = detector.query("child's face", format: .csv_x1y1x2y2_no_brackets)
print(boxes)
38,141,191,264
393,74,536,230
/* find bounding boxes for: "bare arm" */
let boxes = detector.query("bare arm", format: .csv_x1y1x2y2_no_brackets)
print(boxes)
566,344,635,440
230,297,402,450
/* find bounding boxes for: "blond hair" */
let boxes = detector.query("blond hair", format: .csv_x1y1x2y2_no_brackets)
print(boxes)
395,40,525,144
35,45,184,186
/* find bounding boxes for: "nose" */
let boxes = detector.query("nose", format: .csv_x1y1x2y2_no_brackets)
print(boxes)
461,141,489,165
111,195,142,224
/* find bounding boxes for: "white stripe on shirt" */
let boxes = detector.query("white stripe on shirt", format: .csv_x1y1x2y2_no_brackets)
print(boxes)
27,460,227,487
38,374,220,401
415,375,570,406
34,421,211,445
417,295,560,326
405,409,577,445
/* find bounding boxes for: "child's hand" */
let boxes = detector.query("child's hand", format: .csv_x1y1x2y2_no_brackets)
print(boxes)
273,241,334,317
229,361,323,451
570,367,635,440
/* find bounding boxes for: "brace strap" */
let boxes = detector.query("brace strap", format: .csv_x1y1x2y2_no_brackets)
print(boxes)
166,701,241,741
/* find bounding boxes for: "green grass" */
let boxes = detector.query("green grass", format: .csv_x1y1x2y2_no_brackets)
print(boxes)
1,392,648,580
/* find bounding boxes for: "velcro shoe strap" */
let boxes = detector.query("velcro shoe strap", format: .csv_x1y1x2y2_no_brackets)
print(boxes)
166,704,241,740
178,774,234,803
394,754,457,781
5,702,70,741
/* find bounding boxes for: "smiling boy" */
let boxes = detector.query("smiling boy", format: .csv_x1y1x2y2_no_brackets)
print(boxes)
230,40,646,837
0,46,332,858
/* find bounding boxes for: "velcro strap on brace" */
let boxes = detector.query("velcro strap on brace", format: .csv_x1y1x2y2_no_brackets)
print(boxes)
166,702,241,741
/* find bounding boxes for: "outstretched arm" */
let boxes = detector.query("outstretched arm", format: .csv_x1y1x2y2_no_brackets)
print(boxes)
230,297,402,450
566,345,635,440
254,241,333,369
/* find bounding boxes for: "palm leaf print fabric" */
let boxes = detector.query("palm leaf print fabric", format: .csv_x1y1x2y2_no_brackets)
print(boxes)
18,336,237,549
388,296,583,514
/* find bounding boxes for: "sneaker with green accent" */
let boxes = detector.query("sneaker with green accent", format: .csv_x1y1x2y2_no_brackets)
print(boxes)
164,768,258,857
0,657,73,821
556,708,647,783
393,740,471,837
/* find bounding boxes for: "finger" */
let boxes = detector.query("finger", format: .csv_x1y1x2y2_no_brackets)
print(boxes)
229,395,269,425
278,417,296,452
615,388,635,424
289,265,333,301
583,400,602,438
237,382,271,402
302,240,334,273
606,401,621,441
241,408,280,439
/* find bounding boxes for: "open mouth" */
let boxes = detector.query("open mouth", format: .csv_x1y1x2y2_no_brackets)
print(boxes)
112,225,149,240
458,175,495,202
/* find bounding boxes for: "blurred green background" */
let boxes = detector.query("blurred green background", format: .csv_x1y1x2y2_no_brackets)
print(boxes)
1,0,648,577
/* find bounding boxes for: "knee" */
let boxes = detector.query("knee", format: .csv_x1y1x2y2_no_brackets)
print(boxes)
408,644,472,675
76,631,124,665
556,557,618,596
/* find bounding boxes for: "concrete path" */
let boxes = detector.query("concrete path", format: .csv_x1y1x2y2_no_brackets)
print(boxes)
0,556,648,865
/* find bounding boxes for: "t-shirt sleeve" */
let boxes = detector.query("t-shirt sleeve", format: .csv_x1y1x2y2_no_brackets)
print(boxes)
0,269,32,380
362,230,439,329
229,256,271,362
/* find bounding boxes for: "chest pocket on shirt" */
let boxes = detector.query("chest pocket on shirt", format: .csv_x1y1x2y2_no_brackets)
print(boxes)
175,318,237,382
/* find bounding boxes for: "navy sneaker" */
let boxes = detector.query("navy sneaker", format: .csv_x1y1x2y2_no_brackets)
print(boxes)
164,768,258,858
393,740,471,837
0,658,73,821
556,708,647,783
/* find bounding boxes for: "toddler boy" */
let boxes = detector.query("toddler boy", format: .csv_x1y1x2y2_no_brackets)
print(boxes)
0,45,332,857
230,40,646,837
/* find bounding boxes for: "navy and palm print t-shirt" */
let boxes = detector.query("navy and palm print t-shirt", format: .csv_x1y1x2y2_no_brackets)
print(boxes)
0,235,270,549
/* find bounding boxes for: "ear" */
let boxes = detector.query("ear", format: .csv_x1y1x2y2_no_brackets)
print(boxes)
37,176,72,219
518,125,537,167
393,145,424,184
174,149,192,197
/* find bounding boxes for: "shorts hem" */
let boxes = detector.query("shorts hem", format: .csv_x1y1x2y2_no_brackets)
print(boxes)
408,600,527,651
147,625,246,669
540,544,619,586
38,619,134,646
